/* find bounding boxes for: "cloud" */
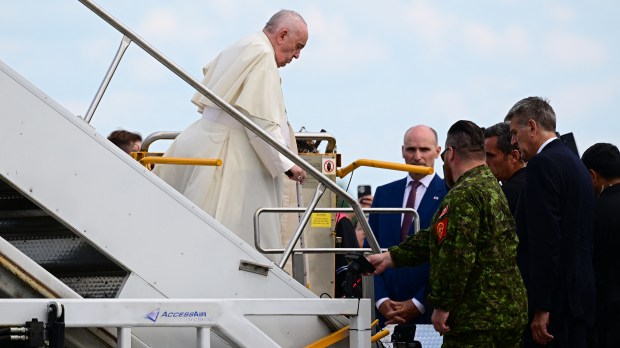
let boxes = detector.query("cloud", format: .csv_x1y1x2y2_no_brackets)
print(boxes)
405,2,458,54
462,22,499,57
463,23,531,59
429,90,470,120
548,4,576,23
552,79,618,123
137,7,215,49
402,2,532,60
503,25,531,57
543,32,608,68
300,6,387,73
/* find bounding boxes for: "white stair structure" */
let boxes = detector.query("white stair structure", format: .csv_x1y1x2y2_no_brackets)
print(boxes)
0,58,367,347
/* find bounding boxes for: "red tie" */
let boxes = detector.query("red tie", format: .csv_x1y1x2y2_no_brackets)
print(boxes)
401,180,421,241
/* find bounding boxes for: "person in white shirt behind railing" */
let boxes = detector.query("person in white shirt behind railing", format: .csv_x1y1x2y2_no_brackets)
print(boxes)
154,10,308,261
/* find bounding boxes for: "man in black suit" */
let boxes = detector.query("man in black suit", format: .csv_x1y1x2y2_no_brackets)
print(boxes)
581,143,620,347
505,96,596,347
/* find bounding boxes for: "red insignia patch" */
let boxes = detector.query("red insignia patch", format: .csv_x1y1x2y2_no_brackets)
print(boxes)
438,205,449,219
435,218,448,244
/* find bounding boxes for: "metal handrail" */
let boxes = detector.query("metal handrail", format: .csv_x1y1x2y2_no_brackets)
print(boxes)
278,183,326,268
0,298,373,348
78,0,382,254
254,207,420,254
140,131,180,152
337,159,434,178
84,35,131,123
295,132,337,153
140,131,334,153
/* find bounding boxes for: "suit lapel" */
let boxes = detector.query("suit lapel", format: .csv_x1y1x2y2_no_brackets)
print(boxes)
417,176,441,226
388,178,408,231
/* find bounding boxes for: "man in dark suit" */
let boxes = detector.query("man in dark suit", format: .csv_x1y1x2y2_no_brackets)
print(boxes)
368,125,448,326
505,97,596,347
581,143,620,347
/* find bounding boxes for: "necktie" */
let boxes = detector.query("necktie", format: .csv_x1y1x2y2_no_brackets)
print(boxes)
401,180,421,241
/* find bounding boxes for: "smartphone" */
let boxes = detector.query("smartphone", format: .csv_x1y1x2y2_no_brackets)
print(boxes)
357,185,372,199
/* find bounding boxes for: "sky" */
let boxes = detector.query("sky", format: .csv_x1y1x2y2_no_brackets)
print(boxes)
2,0,619,197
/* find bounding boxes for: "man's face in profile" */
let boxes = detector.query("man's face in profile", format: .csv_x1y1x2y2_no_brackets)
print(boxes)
484,136,511,181
274,25,308,68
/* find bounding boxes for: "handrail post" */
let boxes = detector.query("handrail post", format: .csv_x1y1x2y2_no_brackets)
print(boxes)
84,35,131,123
117,327,131,348
196,327,210,348
277,183,325,268
349,299,372,348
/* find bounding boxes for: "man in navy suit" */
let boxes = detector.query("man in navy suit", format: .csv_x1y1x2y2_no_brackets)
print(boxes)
505,97,596,347
368,125,447,326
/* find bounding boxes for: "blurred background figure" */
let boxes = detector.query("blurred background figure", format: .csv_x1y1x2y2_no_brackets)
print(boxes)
107,129,142,154
581,142,620,348
334,187,373,298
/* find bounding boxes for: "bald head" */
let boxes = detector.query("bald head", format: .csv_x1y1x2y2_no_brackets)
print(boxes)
402,125,441,180
404,125,438,146
263,10,308,68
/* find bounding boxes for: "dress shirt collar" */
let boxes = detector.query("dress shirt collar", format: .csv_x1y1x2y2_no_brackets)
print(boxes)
405,172,435,188
537,137,558,154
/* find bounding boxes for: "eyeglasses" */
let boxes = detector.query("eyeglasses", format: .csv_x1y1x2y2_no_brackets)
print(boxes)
440,146,454,162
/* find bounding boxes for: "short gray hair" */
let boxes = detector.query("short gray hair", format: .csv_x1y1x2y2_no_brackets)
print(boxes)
264,10,306,34
504,96,556,132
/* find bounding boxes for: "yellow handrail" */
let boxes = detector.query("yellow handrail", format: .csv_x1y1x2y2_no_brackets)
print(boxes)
305,319,380,348
371,328,390,343
139,157,222,166
337,158,434,178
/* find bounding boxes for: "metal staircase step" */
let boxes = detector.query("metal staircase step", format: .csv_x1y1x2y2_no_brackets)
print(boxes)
0,177,127,298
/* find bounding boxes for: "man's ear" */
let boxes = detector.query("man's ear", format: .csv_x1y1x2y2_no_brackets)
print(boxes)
277,29,288,44
509,149,521,164
527,119,538,136
588,169,598,182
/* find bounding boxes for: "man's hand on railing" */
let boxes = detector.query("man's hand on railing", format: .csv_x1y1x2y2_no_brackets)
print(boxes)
286,164,307,184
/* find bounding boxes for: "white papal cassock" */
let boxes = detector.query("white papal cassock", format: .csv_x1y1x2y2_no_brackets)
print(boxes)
154,32,295,261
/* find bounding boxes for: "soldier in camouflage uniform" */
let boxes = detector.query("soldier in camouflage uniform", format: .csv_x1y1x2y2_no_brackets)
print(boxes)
368,120,527,347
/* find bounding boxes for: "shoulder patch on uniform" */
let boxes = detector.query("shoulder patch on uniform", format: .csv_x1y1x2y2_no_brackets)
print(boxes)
435,218,448,244
438,204,449,219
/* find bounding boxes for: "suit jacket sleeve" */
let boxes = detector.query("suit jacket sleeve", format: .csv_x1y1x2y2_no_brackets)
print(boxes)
369,187,390,301
525,156,562,311
413,279,428,305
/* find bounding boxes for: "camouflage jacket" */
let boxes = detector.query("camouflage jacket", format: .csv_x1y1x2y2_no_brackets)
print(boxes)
389,165,527,333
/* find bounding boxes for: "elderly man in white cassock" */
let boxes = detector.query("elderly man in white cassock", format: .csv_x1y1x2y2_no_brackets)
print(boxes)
154,10,308,261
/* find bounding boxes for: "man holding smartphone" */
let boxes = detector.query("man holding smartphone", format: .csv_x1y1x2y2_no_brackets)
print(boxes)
367,125,448,326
